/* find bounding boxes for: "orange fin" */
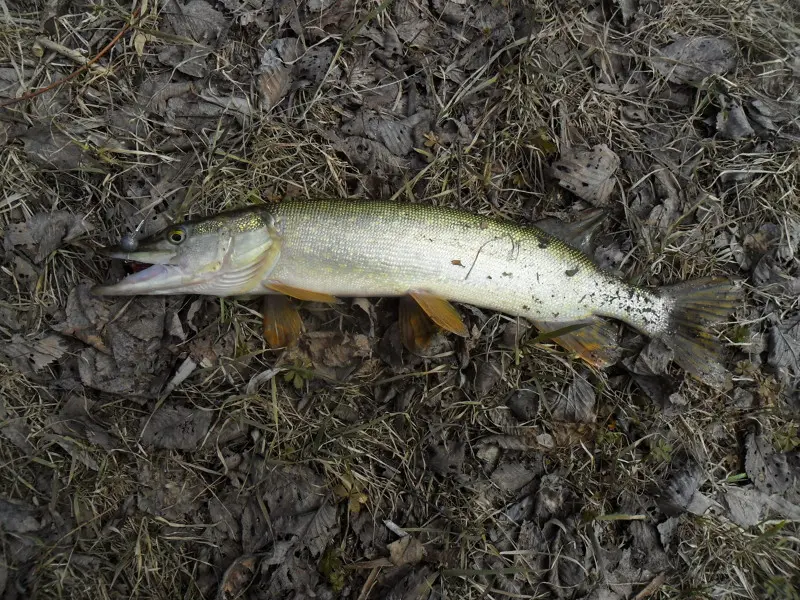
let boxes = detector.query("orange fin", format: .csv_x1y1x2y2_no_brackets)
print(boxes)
409,290,468,337
263,295,303,348
533,317,621,368
265,282,340,303
399,296,438,352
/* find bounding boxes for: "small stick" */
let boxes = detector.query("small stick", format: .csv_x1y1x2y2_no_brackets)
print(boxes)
34,37,110,74
634,572,667,599
0,7,140,108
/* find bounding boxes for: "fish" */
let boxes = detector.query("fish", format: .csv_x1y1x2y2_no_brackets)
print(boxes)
92,199,740,387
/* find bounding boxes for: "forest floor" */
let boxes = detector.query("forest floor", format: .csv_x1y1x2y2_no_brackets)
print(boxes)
1,0,799,598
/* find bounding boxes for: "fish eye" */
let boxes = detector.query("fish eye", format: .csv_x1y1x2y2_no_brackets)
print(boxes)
167,228,187,245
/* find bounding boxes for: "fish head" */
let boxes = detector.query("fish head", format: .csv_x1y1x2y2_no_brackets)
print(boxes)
92,207,282,296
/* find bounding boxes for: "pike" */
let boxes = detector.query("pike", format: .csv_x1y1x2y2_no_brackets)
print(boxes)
93,199,739,387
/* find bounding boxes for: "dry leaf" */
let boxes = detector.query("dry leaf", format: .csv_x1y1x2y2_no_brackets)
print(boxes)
49,394,117,450
0,498,41,533
427,441,465,476
385,566,438,600
506,388,540,422
625,338,674,376
0,334,67,373
52,284,110,352
276,503,337,557
291,331,372,380
721,486,765,527
767,314,800,377
217,555,257,600
490,462,539,492
744,429,796,496
165,0,227,42
550,371,596,423
388,535,426,566
716,96,754,140
552,144,620,206
3,211,92,263
258,465,338,557
21,125,101,171
139,404,213,450
474,359,502,396
656,461,714,516
341,109,431,157
651,36,737,85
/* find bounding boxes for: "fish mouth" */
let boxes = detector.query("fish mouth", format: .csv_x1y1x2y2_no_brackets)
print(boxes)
92,247,190,296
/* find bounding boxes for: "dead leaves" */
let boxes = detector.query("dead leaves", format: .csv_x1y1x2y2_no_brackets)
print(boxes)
260,465,339,557
3,211,92,264
342,109,431,157
388,535,426,567
767,313,800,380
719,427,800,527
0,498,41,534
20,125,101,171
650,36,738,85
548,371,596,424
286,331,373,381
139,404,213,450
0,334,68,373
52,285,173,398
552,144,620,206
158,0,228,77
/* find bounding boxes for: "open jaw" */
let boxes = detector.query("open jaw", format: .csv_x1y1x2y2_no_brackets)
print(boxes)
92,263,191,295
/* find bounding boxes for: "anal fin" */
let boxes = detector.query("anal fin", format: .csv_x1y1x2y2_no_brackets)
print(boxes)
399,295,439,352
409,290,469,337
533,316,621,368
265,282,340,303
263,295,303,348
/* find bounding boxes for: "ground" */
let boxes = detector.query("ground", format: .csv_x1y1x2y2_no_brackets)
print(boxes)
1,0,799,598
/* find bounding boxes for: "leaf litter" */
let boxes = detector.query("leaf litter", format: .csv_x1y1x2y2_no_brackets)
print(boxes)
1,0,799,597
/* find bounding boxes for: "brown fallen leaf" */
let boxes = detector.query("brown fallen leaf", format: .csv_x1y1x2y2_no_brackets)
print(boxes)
3,211,93,263
20,125,101,171
651,36,738,85
490,462,540,492
0,498,41,533
549,371,596,423
137,461,205,520
0,334,68,373
288,331,372,380
388,535,426,566
552,144,620,206
52,284,110,353
49,394,117,450
217,555,258,600
139,404,213,450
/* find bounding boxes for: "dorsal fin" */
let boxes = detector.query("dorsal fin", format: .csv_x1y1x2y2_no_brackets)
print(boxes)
534,208,606,254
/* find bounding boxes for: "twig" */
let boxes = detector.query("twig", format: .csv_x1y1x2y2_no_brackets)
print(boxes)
34,37,110,74
0,8,140,109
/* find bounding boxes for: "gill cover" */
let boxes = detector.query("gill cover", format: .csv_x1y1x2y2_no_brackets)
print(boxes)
92,208,283,296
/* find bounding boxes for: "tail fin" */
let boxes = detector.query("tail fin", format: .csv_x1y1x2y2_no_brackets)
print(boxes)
661,277,741,390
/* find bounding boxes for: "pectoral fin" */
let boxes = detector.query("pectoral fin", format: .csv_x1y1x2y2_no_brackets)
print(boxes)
399,296,439,352
533,317,621,368
409,291,469,337
265,282,340,303
263,295,303,348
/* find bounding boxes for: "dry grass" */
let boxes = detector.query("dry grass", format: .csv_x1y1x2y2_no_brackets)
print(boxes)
1,0,799,598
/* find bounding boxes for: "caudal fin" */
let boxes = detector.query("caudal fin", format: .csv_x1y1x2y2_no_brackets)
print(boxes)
661,277,740,389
